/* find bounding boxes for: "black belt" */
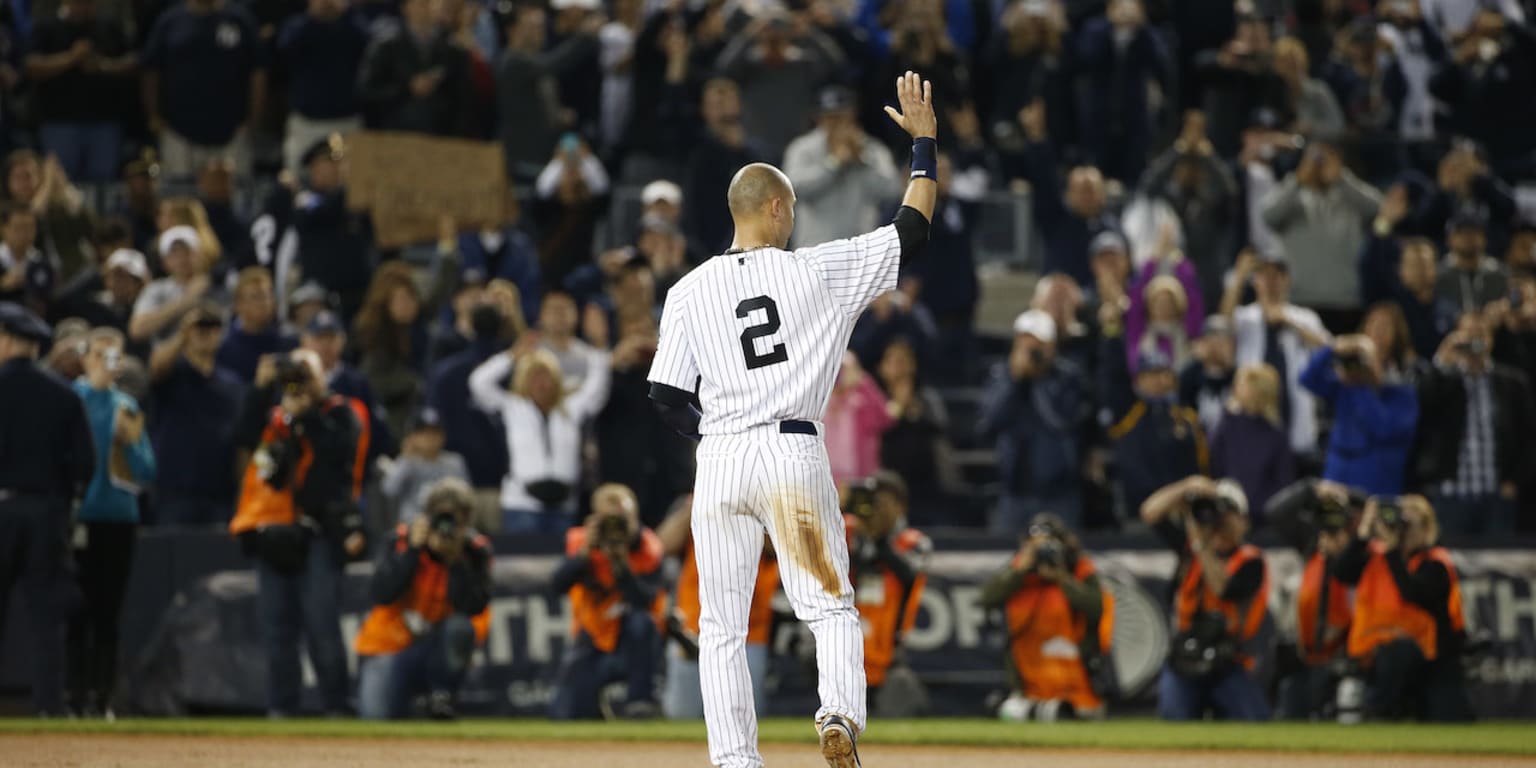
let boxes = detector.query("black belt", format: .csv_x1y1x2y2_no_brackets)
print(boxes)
779,420,817,435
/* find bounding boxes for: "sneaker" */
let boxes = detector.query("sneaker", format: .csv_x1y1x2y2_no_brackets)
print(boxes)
426,691,457,721
818,714,861,768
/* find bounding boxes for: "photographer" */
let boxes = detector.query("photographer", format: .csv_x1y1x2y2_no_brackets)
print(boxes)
1333,495,1472,721
1141,476,1270,721
980,513,1113,721
1299,335,1418,495
355,479,491,720
1267,479,1358,719
1412,312,1536,535
844,471,930,711
549,483,665,720
656,494,779,720
228,349,369,717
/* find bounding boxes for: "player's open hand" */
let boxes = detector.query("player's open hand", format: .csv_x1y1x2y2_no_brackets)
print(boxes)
884,70,936,141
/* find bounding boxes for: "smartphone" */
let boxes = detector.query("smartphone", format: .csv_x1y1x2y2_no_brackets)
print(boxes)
559,133,580,154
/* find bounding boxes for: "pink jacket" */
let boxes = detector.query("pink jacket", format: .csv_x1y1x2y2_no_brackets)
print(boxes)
824,375,894,485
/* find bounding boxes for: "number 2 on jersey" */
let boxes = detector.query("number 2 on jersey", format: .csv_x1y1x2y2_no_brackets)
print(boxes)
736,295,789,370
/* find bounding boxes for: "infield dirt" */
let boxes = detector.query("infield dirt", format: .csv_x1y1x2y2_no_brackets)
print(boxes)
7,734,1536,767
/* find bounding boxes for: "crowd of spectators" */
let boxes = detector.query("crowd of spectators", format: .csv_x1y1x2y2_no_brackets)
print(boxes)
0,0,1533,724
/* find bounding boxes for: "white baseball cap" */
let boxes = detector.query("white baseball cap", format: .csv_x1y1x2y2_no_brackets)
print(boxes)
1012,309,1057,344
1215,479,1250,517
158,225,201,256
641,179,683,207
104,249,150,282
551,0,600,10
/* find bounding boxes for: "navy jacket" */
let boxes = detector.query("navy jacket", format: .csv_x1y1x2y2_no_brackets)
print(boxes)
978,360,1092,500
1018,140,1119,286
426,338,509,489
1299,347,1418,496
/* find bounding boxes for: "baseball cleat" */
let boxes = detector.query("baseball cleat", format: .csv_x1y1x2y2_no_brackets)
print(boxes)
818,714,861,768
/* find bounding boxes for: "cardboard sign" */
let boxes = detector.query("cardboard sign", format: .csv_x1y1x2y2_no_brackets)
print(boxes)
345,132,507,248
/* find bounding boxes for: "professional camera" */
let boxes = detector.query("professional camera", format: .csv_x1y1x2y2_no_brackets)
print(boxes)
595,512,630,549
273,356,312,394
1373,496,1407,532
431,509,461,539
1184,492,1233,528
845,480,877,520
1034,539,1065,570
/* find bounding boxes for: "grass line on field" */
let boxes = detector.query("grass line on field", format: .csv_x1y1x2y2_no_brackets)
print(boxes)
0,718,1532,756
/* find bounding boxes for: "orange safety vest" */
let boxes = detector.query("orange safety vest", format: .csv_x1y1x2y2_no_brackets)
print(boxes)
1003,556,1115,710
229,396,370,534
1174,543,1268,668
565,526,666,653
846,519,928,688
354,524,493,656
1296,551,1353,666
1347,543,1463,662
676,540,779,645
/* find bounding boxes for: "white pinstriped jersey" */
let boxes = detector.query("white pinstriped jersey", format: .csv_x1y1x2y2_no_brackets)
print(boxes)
647,224,902,435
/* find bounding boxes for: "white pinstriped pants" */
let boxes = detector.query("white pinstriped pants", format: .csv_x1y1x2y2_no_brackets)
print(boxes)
692,427,866,768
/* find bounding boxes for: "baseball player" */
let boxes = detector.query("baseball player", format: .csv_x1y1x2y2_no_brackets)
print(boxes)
646,72,938,768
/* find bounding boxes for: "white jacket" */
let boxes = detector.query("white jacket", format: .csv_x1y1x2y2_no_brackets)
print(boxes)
468,347,612,513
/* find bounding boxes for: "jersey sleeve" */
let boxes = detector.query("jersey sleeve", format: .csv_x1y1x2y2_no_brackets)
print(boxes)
797,224,902,317
647,291,699,392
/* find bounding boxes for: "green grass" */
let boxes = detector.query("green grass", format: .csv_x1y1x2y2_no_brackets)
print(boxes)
1,718,1532,755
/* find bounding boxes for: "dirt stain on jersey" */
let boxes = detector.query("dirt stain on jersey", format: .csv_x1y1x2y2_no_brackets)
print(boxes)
772,489,841,595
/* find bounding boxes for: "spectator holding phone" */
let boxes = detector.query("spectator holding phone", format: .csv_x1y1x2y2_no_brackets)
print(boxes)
68,327,155,718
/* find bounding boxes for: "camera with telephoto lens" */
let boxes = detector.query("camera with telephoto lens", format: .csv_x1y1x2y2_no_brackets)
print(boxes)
845,481,877,520
1034,539,1065,570
1184,492,1232,528
1374,496,1407,533
596,513,630,548
274,356,312,394
431,509,461,539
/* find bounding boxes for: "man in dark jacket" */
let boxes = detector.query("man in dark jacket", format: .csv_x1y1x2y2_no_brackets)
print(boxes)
980,310,1092,534
426,304,510,531
1430,10,1536,178
0,303,95,716
1103,320,1208,523
294,137,375,322
356,0,474,137
1074,0,1172,183
1412,313,1536,535
493,4,600,181
1013,101,1118,287
231,348,368,717
355,478,490,720
684,78,763,256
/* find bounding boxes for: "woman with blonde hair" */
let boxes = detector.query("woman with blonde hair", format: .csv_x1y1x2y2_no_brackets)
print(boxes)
1210,363,1294,522
468,333,611,533
1128,275,1195,372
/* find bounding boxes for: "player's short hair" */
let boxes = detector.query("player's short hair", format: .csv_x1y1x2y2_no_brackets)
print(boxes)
727,163,792,219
